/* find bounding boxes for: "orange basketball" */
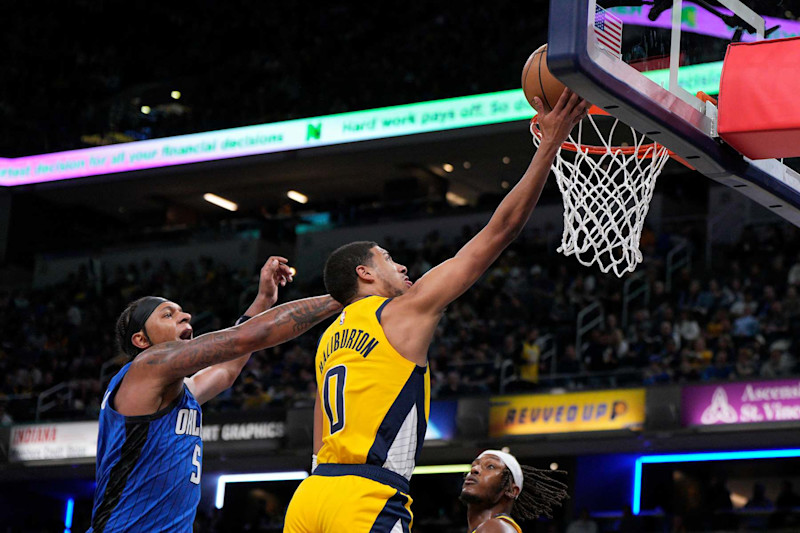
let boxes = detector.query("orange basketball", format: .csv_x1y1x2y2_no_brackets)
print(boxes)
522,44,566,112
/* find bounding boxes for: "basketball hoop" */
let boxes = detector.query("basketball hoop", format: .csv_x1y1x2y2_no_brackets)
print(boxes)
531,106,676,277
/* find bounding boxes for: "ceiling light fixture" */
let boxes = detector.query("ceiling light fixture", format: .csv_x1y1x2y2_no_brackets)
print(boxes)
446,191,468,206
203,193,238,211
287,190,308,204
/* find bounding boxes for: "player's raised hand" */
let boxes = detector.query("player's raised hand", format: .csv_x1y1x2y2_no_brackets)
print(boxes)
532,88,590,148
257,256,294,309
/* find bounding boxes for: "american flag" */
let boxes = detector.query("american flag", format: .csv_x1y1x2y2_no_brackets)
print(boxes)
594,6,623,59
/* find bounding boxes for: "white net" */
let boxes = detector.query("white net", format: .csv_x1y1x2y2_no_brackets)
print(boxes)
532,113,671,277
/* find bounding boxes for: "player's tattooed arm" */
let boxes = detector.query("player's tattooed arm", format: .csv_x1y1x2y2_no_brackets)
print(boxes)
137,295,341,381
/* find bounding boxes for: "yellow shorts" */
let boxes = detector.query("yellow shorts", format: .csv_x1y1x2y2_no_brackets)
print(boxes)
284,464,413,533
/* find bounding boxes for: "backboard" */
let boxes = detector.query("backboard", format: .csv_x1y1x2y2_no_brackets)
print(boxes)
547,0,800,225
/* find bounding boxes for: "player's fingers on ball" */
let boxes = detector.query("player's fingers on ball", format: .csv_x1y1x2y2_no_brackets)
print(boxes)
554,87,572,111
532,96,544,115
571,101,587,120
567,90,581,112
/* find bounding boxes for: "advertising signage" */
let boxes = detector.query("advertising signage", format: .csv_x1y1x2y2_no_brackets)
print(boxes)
9,421,98,463
489,389,645,437
1,61,725,188
683,379,800,427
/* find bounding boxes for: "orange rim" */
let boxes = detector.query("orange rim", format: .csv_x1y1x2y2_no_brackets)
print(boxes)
531,105,695,170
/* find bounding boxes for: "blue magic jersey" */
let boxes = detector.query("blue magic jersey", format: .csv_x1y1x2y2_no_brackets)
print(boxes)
88,363,202,533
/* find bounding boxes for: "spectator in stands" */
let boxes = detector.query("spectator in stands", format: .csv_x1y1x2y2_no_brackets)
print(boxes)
762,301,790,343
691,337,713,367
674,349,701,383
760,341,795,378
438,371,467,398
705,308,732,342
520,328,542,383
654,313,681,349
559,344,582,376
702,350,735,381
730,289,758,318
643,355,671,385
734,347,758,379
707,474,735,531
744,482,774,530
732,307,760,340
677,309,701,345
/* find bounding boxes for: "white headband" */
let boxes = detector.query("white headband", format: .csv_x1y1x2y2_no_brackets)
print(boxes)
479,449,523,495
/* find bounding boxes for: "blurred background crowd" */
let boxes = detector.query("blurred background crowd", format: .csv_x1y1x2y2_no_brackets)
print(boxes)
2,2,541,158
3,216,799,424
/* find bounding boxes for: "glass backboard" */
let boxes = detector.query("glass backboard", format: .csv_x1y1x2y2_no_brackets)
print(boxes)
547,0,800,225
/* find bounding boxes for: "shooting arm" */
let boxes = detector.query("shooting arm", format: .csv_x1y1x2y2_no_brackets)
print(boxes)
401,90,587,314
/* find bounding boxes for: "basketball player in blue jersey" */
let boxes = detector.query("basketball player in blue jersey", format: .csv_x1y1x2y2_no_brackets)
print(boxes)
88,256,341,533
460,450,568,533
284,89,589,533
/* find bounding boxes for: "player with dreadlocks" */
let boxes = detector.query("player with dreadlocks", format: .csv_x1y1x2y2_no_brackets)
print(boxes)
459,449,569,532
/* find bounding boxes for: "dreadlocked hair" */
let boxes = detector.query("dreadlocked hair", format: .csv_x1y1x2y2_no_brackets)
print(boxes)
501,465,570,521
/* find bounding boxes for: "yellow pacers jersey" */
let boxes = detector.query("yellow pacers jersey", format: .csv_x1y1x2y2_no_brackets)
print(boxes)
470,514,522,533
316,296,430,480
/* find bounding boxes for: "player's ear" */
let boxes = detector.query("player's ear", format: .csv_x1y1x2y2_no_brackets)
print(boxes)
355,264,374,282
506,484,521,500
131,331,152,351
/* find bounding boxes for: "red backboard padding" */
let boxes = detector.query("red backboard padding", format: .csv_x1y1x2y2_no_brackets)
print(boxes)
718,36,800,160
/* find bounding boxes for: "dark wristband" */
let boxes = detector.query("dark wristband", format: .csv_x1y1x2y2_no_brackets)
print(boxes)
235,315,252,326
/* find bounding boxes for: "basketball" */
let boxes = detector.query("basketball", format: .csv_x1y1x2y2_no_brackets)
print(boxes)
522,44,566,112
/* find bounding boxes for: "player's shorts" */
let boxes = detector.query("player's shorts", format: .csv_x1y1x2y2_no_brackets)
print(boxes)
284,464,413,533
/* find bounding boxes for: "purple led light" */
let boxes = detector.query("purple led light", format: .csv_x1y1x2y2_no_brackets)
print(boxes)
610,3,800,42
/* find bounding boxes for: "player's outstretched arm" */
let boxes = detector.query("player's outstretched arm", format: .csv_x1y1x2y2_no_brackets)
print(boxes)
136,295,341,382
186,256,293,405
404,89,588,315
116,293,340,416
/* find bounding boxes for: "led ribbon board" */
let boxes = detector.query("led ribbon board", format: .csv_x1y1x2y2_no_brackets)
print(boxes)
0,91,532,187
0,61,732,187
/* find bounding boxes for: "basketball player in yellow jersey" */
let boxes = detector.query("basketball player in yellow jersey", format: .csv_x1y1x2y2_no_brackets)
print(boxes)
284,89,589,533
460,450,568,533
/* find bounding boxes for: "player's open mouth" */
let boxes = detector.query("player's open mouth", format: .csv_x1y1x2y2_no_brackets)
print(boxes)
404,278,413,287
179,329,193,340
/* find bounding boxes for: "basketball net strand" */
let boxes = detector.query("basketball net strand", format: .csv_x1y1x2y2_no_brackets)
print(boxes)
532,114,670,278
